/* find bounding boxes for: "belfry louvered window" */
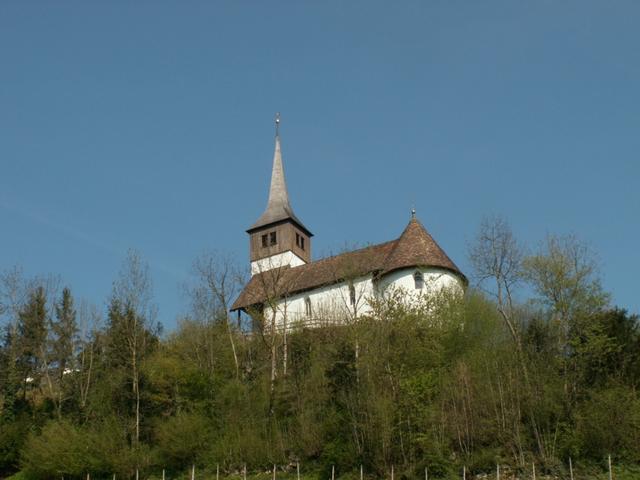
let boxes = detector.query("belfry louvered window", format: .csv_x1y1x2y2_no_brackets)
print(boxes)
414,271,424,290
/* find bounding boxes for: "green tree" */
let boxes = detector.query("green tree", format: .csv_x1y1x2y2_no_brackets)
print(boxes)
105,250,159,480
0,326,20,421
571,308,640,389
522,235,609,326
153,411,212,470
16,287,48,399
575,386,640,461
50,287,77,418
0,267,27,421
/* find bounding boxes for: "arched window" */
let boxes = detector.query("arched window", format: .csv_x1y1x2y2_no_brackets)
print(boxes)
414,271,424,290
349,283,356,306
305,297,312,317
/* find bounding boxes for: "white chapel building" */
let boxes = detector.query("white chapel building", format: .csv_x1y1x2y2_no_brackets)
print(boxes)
231,121,467,327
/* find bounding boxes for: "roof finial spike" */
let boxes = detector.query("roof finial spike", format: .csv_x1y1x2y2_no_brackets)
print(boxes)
411,206,416,219
275,112,281,137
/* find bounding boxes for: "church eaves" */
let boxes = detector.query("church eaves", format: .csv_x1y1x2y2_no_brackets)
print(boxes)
247,132,311,236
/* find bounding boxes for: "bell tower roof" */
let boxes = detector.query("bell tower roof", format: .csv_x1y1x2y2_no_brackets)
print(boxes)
248,115,312,236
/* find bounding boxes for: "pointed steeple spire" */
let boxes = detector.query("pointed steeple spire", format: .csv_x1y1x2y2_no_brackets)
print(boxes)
248,115,311,235
265,126,292,216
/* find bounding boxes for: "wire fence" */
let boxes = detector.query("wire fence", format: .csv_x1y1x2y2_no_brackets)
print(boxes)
79,454,620,480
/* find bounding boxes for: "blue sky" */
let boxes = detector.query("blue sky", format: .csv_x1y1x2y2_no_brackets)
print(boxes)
1,1,638,329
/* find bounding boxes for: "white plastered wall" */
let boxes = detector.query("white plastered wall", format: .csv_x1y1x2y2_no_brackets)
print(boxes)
251,250,306,276
379,267,464,302
264,267,464,328
278,275,376,327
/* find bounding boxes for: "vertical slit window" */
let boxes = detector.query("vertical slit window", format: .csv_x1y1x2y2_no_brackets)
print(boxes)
270,231,277,246
414,271,424,290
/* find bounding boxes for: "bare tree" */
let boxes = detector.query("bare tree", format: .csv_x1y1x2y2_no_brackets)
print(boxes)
468,215,524,343
110,249,158,448
0,267,28,328
77,300,101,414
328,243,376,323
326,243,380,390
249,260,297,412
468,217,552,460
522,233,610,450
187,251,246,380
113,250,155,323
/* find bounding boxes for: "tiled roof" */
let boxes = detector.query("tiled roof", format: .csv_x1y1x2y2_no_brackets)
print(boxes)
231,218,465,311
381,217,460,276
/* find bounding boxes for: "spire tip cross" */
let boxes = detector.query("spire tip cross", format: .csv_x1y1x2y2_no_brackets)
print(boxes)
275,112,281,136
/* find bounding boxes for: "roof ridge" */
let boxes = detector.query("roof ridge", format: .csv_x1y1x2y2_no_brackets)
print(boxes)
269,239,399,276
313,239,397,263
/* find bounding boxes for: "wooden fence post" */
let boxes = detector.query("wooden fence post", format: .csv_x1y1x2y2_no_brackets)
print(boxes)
463,466,466,480
496,464,500,480
532,462,536,480
162,469,165,480
331,464,335,480
297,461,300,480
191,464,195,480
360,464,363,480
273,464,276,480
391,465,394,480
608,455,613,480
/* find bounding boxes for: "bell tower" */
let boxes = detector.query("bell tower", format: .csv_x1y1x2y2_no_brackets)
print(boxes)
247,114,313,276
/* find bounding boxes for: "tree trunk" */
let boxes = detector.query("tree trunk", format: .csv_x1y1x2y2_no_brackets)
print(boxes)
269,308,278,414
132,347,140,446
283,314,288,377
225,313,240,379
